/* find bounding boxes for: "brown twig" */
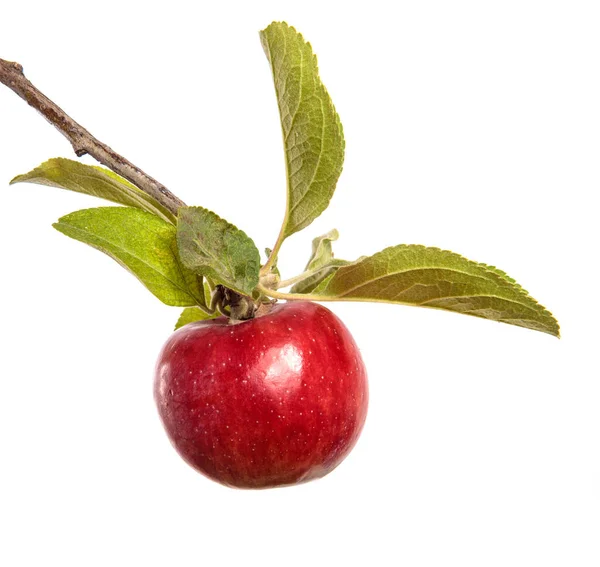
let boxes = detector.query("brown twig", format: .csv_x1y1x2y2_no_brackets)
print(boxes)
0,58,185,215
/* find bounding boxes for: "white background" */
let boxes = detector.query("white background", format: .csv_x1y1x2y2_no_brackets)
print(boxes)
0,1,598,565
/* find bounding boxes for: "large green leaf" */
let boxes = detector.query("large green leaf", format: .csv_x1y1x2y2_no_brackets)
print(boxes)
53,207,204,306
12,158,176,224
177,206,261,296
260,22,345,239
309,245,559,336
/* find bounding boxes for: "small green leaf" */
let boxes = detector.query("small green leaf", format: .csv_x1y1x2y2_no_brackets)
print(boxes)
310,245,560,336
177,206,260,296
260,22,345,239
11,158,176,224
305,229,339,271
202,280,213,304
53,207,204,306
289,229,352,294
175,307,217,330
290,258,350,294
265,248,281,278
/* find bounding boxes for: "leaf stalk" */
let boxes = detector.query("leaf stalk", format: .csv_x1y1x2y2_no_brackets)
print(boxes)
276,266,329,289
260,227,286,277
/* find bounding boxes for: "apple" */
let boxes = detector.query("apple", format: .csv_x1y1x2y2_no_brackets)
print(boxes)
154,301,369,488
1,22,558,491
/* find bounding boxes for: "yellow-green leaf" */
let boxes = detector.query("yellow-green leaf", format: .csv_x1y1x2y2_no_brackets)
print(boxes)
174,307,218,330
12,158,176,224
53,207,204,306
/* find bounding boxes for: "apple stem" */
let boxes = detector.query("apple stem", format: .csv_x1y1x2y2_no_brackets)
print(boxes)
0,57,185,216
211,285,257,321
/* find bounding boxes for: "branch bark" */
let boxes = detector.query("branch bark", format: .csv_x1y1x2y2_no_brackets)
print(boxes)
0,57,186,215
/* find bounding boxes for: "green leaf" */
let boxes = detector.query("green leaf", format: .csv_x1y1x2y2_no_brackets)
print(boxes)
177,206,260,295
290,258,350,294
265,248,281,278
175,307,217,330
289,229,352,293
53,207,205,306
260,21,345,239
305,229,339,270
310,245,560,336
202,280,213,304
11,158,176,224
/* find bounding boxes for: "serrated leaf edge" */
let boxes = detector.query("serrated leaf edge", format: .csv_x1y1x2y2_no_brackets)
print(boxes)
312,244,560,337
260,21,345,239
177,206,261,296
53,207,205,307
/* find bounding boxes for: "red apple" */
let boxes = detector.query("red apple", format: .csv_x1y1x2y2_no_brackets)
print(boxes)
154,301,368,488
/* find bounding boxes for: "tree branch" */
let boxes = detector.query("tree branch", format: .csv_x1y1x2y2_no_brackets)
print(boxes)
0,57,186,215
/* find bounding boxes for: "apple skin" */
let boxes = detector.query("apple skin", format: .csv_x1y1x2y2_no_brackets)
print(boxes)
154,301,368,489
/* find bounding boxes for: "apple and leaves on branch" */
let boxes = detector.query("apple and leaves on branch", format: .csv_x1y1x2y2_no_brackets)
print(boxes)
1,22,559,488
8,23,559,338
